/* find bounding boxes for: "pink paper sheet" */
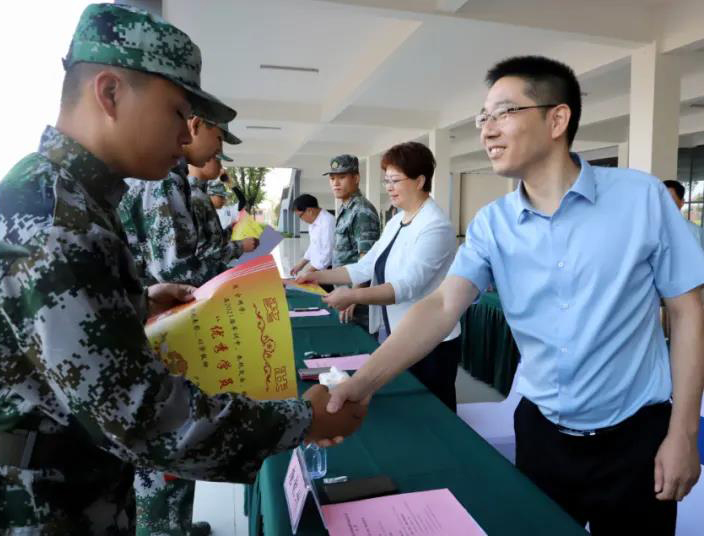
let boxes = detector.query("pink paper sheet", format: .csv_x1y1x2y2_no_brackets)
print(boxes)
321,488,486,536
289,309,331,318
303,354,371,370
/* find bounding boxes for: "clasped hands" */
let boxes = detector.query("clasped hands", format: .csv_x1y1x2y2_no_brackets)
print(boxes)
302,380,369,447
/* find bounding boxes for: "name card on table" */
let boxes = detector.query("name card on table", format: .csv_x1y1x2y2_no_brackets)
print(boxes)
284,447,328,534
283,448,309,534
321,488,487,536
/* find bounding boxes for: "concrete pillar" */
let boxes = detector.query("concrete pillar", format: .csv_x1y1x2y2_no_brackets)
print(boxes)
617,142,629,168
365,153,383,213
429,128,452,218
628,43,680,178
450,171,461,235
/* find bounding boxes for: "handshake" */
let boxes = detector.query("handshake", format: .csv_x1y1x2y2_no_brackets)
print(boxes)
302,384,367,447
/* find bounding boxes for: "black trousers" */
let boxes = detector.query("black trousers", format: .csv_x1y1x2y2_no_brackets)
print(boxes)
514,398,677,535
408,337,461,412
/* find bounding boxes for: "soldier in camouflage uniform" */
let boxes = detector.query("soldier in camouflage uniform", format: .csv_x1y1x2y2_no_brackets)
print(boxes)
188,157,249,257
190,125,245,247
119,119,254,288
133,143,250,536
0,4,365,534
324,154,381,330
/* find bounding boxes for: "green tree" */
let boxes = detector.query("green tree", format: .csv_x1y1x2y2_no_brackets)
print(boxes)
226,167,269,212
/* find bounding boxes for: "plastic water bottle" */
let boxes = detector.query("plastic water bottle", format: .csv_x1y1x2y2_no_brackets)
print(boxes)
303,443,327,479
303,367,350,479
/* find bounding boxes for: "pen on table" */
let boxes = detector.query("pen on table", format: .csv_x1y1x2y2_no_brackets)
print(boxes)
291,307,321,312
304,351,341,358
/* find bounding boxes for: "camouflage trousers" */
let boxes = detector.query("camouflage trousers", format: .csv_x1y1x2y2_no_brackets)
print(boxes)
134,469,197,536
0,462,135,535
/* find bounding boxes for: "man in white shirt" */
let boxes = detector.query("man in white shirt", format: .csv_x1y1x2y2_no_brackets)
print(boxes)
665,180,704,250
290,194,336,277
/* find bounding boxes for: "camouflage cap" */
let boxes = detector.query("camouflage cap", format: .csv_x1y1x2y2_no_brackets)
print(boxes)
218,122,242,145
207,181,228,198
64,3,236,124
323,154,359,175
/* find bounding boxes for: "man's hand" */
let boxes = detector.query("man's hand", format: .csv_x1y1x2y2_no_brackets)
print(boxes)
295,270,319,284
325,377,371,414
239,237,259,252
303,384,367,446
654,431,701,501
323,288,355,311
339,304,356,324
147,283,196,317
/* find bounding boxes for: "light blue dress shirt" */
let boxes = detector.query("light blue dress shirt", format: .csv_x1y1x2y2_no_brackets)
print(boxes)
449,155,704,430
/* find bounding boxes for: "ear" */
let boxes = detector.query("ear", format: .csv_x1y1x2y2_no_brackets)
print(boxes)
93,70,122,120
550,104,571,142
189,116,202,136
416,175,426,191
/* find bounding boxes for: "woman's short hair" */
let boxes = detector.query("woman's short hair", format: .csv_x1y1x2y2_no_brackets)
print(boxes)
381,141,435,192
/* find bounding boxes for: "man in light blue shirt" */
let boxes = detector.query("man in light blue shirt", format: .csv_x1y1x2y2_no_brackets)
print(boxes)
326,56,704,534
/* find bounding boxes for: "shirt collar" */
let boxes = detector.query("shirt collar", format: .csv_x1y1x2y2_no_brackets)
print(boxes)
187,175,208,193
39,125,127,210
514,153,596,224
341,189,362,209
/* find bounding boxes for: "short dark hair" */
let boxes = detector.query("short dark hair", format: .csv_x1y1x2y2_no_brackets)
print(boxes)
485,56,582,147
381,141,435,192
60,63,149,110
293,194,319,212
663,180,685,201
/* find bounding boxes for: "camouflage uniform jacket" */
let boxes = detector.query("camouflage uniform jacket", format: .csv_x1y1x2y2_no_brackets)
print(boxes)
0,126,312,533
119,165,240,288
188,176,242,261
332,190,381,267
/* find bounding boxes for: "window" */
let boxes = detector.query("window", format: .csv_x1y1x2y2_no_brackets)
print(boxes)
677,147,704,227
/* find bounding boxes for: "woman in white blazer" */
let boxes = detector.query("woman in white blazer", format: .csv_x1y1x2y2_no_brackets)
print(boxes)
298,142,461,411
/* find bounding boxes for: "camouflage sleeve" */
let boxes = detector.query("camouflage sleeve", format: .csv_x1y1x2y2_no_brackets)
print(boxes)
3,226,311,483
230,240,245,259
141,179,224,286
193,225,240,264
218,225,244,260
353,210,381,256
190,195,241,267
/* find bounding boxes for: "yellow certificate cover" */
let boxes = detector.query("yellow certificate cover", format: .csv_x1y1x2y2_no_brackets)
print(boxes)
283,279,328,296
231,212,265,241
145,255,296,400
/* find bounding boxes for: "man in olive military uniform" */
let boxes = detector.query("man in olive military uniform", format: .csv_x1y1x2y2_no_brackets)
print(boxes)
188,157,248,259
133,136,247,536
119,120,255,288
0,4,365,534
324,154,381,329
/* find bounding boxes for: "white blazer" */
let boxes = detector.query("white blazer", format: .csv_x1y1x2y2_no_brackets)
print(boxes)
345,197,461,340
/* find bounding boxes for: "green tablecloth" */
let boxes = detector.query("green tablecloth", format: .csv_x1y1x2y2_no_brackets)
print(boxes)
461,291,520,396
247,289,585,535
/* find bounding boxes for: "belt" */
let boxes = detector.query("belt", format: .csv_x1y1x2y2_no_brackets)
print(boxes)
555,401,671,437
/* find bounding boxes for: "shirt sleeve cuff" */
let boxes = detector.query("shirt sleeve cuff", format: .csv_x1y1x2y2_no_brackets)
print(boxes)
229,240,244,260
388,279,407,304
345,263,369,286
272,399,313,451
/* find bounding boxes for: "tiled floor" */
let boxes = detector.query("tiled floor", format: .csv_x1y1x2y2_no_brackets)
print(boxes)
192,237,503,535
